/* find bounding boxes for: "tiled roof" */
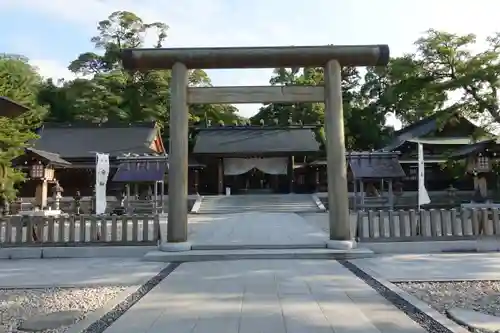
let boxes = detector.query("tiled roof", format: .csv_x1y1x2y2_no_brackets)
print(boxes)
25,148,71,166
33,122,159,158
192,126,321,154
0,96,30,118
112,160,167,182
381,113,446,151
380,111,484,151
448,139,496,159
348,152,406,179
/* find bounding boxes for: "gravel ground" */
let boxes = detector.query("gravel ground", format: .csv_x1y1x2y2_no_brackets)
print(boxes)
0,286,126,333
397,281,500,331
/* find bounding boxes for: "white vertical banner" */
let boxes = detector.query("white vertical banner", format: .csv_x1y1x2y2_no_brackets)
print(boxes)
95,153,110,215
417,143,431,208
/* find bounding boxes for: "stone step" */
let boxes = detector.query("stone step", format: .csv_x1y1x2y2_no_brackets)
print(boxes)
191,243,326,250
199,197,318,203
199,206,317,209
143,248,374,262
199,205,318,211
199,207,318,209
198,194,321,214
197,210,320,214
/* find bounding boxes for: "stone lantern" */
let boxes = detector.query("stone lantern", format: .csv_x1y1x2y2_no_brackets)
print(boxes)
73,190,82,215
19,148,70,216
446,184,457,204
394,181,404,200
52,181,63,211
30,160,55,209
466,153,491,200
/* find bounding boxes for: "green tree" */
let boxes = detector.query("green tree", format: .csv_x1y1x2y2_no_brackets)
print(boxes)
253,66,390,150
414,30,500,127
41,11,241,126
0,56,43,199
363,30,500,131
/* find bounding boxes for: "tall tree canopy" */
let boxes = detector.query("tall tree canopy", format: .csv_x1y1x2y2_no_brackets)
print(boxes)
0,56,44,199
251,66,391,150
254,29,500,149
363,30,500,130
39,11,241,126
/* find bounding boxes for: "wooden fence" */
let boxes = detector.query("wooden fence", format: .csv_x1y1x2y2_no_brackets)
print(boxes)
356,208,500,241
0,214,160,247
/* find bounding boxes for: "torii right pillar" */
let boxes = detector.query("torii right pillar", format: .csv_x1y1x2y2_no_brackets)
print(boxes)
324,59,353,249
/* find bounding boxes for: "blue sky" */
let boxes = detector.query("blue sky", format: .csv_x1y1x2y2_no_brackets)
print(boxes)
1,0,499,126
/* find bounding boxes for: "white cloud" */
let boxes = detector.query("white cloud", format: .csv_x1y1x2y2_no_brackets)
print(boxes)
29,59,76,83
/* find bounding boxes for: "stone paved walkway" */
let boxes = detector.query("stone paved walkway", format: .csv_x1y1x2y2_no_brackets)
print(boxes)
103,260,427,333
188,212,328,247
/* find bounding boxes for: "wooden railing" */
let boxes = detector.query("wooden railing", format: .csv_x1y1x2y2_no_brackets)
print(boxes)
356,208,500,241
0,214,160,247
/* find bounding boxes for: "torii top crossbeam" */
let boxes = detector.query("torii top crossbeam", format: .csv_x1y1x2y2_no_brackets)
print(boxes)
121,44,390,70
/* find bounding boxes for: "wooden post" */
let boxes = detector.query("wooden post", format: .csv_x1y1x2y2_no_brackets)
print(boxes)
353,179,358,210
166,62,189,246
360,181,365,207
34,180,48,209
324,59,352,248
125,184,130,212
194,169,199,194
315,168,320,192
217,158,224,194
287,156,294,193
388,179,394,209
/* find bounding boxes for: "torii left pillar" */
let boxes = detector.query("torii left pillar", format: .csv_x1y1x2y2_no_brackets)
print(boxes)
160,62,191,251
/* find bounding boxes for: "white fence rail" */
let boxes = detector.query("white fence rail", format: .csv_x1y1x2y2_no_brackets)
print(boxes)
0,215,160,246
356,208,500,241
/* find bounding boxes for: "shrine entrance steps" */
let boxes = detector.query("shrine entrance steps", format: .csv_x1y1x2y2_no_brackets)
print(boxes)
196,194,322,214
146,212,374,262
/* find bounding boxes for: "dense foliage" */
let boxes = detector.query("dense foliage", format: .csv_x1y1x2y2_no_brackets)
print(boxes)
0,56,44,200
2,10,500,196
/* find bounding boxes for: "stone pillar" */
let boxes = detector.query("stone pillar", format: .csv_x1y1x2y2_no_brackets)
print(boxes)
324,59,353,249
164,62,190,250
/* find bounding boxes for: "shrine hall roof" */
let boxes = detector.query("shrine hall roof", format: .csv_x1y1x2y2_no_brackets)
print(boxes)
24,148,71,166
112,160,167,182
447,139,497,159
192,126,321,155
0,96,30,118
348,152,406,179
32,122,160,158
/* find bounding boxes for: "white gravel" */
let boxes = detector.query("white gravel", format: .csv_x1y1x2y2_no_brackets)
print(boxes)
397,281,500,331
0,286,126,333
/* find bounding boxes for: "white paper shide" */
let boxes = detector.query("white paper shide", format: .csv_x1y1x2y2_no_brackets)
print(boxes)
95,153,110,215
417,143,431,207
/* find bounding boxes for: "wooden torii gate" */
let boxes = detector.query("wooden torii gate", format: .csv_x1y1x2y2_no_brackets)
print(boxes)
121,44,390,251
